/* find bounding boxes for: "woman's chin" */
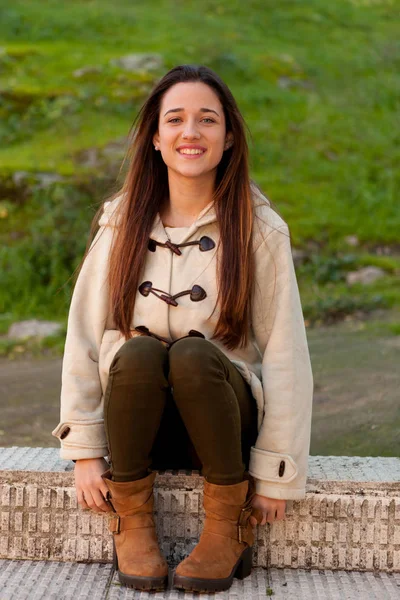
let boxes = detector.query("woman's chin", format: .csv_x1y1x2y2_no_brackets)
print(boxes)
168,163,215,179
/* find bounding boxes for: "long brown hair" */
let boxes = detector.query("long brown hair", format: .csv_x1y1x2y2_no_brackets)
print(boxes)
72,64,281,351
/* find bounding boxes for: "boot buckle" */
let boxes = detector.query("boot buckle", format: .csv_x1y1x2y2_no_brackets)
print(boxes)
238,506,253,542
239,506,253,523
110,515,121,535
238,524,247,543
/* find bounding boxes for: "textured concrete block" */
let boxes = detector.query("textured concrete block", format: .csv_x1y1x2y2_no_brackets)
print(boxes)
0,448,399,574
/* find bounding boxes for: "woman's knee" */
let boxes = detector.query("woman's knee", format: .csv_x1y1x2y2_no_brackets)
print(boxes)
110,334,168,373
168,337,225,385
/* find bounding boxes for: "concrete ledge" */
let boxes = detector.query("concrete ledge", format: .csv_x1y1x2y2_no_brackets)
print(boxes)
0,448,399,573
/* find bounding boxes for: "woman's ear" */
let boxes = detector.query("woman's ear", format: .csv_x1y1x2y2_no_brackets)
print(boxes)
153,132,160,149
224,131,234,150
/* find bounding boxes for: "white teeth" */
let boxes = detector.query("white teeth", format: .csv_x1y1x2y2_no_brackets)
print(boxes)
178,149,205,155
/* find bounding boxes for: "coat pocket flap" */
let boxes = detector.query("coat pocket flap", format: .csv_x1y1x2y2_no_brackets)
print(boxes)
248,446,299,483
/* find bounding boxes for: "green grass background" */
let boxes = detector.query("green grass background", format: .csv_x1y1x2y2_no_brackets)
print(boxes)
1,0,399,339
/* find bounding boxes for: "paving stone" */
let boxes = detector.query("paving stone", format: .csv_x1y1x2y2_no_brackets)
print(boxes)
0,560,112,600
1,560,400,599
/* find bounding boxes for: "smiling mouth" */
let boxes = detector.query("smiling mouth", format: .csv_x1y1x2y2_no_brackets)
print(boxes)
177,149,206,155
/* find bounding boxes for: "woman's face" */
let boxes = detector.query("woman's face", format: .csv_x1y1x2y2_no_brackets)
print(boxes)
153,81,233,180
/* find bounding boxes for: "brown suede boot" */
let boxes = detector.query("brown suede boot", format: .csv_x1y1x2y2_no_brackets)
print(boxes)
172,471,263,593
101,468,169,591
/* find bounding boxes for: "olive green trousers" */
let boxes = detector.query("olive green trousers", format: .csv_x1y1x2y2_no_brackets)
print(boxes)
104,335,258,484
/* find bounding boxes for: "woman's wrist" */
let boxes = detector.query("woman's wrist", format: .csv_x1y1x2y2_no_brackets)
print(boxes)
72,458,109,463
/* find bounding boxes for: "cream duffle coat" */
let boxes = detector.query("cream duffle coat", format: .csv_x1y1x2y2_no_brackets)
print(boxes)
52,187,313,500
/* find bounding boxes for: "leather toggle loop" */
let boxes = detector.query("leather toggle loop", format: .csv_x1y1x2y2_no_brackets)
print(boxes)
148,236,215,254
139,281,207,306
134,325,205,349
165,240,182,255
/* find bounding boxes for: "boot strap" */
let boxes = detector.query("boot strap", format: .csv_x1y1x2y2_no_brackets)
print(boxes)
203,492,259,521
203,493,243,520
108,489,154,513
109,512,155,534
203,516,253,544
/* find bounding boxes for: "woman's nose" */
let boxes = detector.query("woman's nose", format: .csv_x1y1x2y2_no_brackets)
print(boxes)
182,122,200,139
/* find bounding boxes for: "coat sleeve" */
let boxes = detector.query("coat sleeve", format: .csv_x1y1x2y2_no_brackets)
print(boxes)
51,220,115,461
248,224,314,500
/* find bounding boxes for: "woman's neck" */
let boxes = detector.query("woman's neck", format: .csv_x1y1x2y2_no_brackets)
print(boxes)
160,170,215,227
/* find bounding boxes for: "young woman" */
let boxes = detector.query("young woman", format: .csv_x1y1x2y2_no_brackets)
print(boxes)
52,64,313,593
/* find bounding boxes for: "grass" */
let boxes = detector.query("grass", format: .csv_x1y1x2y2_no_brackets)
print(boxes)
0,0,399,323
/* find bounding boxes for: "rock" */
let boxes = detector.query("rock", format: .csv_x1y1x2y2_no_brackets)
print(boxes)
8,320,62,340
346,266,386,285
73,137,127,169
110,53,164,72
344,235,359,247
306,240,321,252
101,138,127,157
278,76,313,90
12,171,32,186
292,248,308,267
73,66,102,78
77,147,99,168
322,150,338,161
375,245,393,256
33,173,65,190
9,231,25,240
11,171,64,191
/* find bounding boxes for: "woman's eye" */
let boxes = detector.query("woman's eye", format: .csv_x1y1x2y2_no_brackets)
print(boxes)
167,118,215,123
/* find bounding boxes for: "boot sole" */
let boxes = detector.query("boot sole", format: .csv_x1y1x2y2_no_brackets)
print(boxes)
112,535,169,591
172,545,252,593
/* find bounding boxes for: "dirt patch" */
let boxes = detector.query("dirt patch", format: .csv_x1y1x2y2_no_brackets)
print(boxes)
307,316,400,456
0,356,62,447
1,313,399,457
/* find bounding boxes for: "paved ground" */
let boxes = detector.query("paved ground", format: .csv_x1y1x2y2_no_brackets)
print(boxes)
1,560,400,599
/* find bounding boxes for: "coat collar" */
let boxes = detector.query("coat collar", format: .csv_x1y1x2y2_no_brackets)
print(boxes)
102,190,269,246
149,200,218,245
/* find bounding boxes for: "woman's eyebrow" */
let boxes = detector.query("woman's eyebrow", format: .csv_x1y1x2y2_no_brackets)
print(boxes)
163,107,220,117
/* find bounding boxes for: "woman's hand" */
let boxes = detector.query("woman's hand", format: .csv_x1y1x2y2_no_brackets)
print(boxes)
74,457,113,514
249,493,286,526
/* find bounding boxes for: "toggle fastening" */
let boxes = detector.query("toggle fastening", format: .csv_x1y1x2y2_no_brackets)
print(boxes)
148,235,215,255
139,281,207,306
